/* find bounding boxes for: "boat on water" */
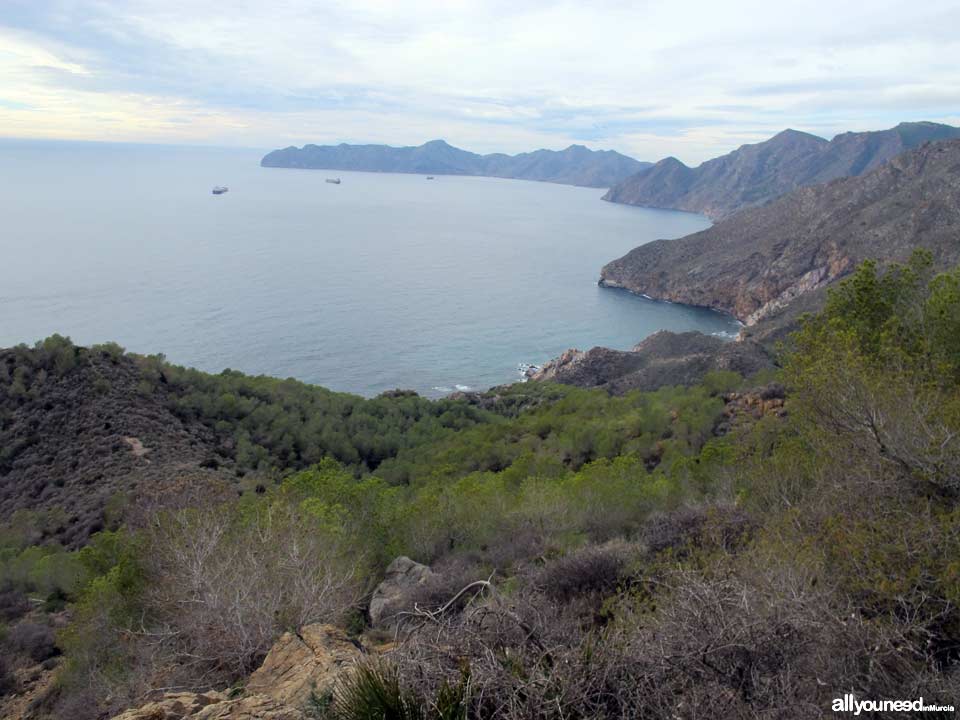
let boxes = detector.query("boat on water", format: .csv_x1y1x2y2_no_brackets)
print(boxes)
426,176,435,180
325,178,341,184
211,186,228,195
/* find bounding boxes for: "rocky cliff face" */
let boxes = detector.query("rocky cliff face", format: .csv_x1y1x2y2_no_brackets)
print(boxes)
599,139,960,326
529,331,772,394
603,122,960,219
261,139,650,188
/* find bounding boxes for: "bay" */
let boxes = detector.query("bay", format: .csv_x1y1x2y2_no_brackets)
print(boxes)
0,140,740,397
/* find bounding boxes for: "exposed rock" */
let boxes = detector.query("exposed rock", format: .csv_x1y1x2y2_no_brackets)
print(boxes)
110,691,303,720
193,693,305,719
599,139,960,332
261,139,650,189
110,624,362,719
529,331,773,395
369,556,435,626
110,691,230,720
245,623,362,707
714,383,788,435
603,121,960,220
123,436,150,457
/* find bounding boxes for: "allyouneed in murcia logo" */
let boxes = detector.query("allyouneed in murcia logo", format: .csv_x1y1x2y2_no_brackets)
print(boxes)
833,694,955,715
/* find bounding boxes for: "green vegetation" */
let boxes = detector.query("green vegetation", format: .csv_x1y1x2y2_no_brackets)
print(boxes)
150,361,494,474
3,252,960,718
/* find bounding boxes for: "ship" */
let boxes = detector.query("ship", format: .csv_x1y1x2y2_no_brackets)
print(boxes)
426,176,435,180
212,186,228,195
325,178,341,184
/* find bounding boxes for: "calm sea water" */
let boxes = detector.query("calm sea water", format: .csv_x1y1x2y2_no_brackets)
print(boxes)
0,140,739,397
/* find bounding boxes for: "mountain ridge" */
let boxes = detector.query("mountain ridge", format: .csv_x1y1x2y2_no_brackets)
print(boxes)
603,121,960,219
598,138,960,330
261,139,650,188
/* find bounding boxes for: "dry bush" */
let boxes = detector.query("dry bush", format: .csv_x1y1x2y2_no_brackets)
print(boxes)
640,504,753,556
0,586,30,622
0,655,15,696
7,621,58,663
384,578,630,720
469,525,548,574
614,551,956,720
532,539,634,605
45,686,101,720
137,502,363,683
375,543,954,720
404,557,494,619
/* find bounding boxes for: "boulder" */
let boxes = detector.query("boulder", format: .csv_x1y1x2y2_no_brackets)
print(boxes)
245,623,362,707
368,556,434,626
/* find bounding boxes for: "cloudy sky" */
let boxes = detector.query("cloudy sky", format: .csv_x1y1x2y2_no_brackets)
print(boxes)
1,0,958,163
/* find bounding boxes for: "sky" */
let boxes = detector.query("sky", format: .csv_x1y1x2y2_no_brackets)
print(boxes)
1,0,958,164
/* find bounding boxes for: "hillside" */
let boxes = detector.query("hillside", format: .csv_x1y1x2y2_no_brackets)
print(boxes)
0,339,232,548
599,138,960,330
6,257,960,719
603,121,960,219
0,337,497,547
260,139,650,188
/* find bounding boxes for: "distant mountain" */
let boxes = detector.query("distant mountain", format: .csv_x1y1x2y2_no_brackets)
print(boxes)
603,121,960,219
261,139,650,188
599,138,960,334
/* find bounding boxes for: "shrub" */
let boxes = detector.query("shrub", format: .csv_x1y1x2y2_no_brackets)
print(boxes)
0,587,30,622
0,655,15,696
387,556,492,623
140,501,362,678
534,540,633,603
331,661,424,720
640,505,752,557
8,621,58,662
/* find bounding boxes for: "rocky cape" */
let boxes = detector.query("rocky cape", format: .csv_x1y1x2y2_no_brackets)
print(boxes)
602,121,960,220
261,139,650,188
533,138,960,394
528,331,773,394
600,138,960,335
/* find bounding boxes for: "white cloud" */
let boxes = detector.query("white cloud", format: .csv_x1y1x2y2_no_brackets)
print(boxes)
1,0,958,162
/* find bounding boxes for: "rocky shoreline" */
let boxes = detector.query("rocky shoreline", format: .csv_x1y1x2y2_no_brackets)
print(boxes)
528,139,960,395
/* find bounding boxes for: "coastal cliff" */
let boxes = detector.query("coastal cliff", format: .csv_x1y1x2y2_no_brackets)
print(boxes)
599,139,960,328
261,139,650,188
528,138,960,396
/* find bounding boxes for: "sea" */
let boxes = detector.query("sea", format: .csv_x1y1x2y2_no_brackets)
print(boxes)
0,139,740,398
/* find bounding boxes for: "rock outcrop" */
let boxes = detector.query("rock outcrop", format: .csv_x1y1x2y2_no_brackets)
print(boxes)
529,331,773,395
261,139,650,189
603,121,960,220
714,384,788,435
368,556,434,626
246,624,362,707
111,691,304,720
599,139,960,329
110,624,361,720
